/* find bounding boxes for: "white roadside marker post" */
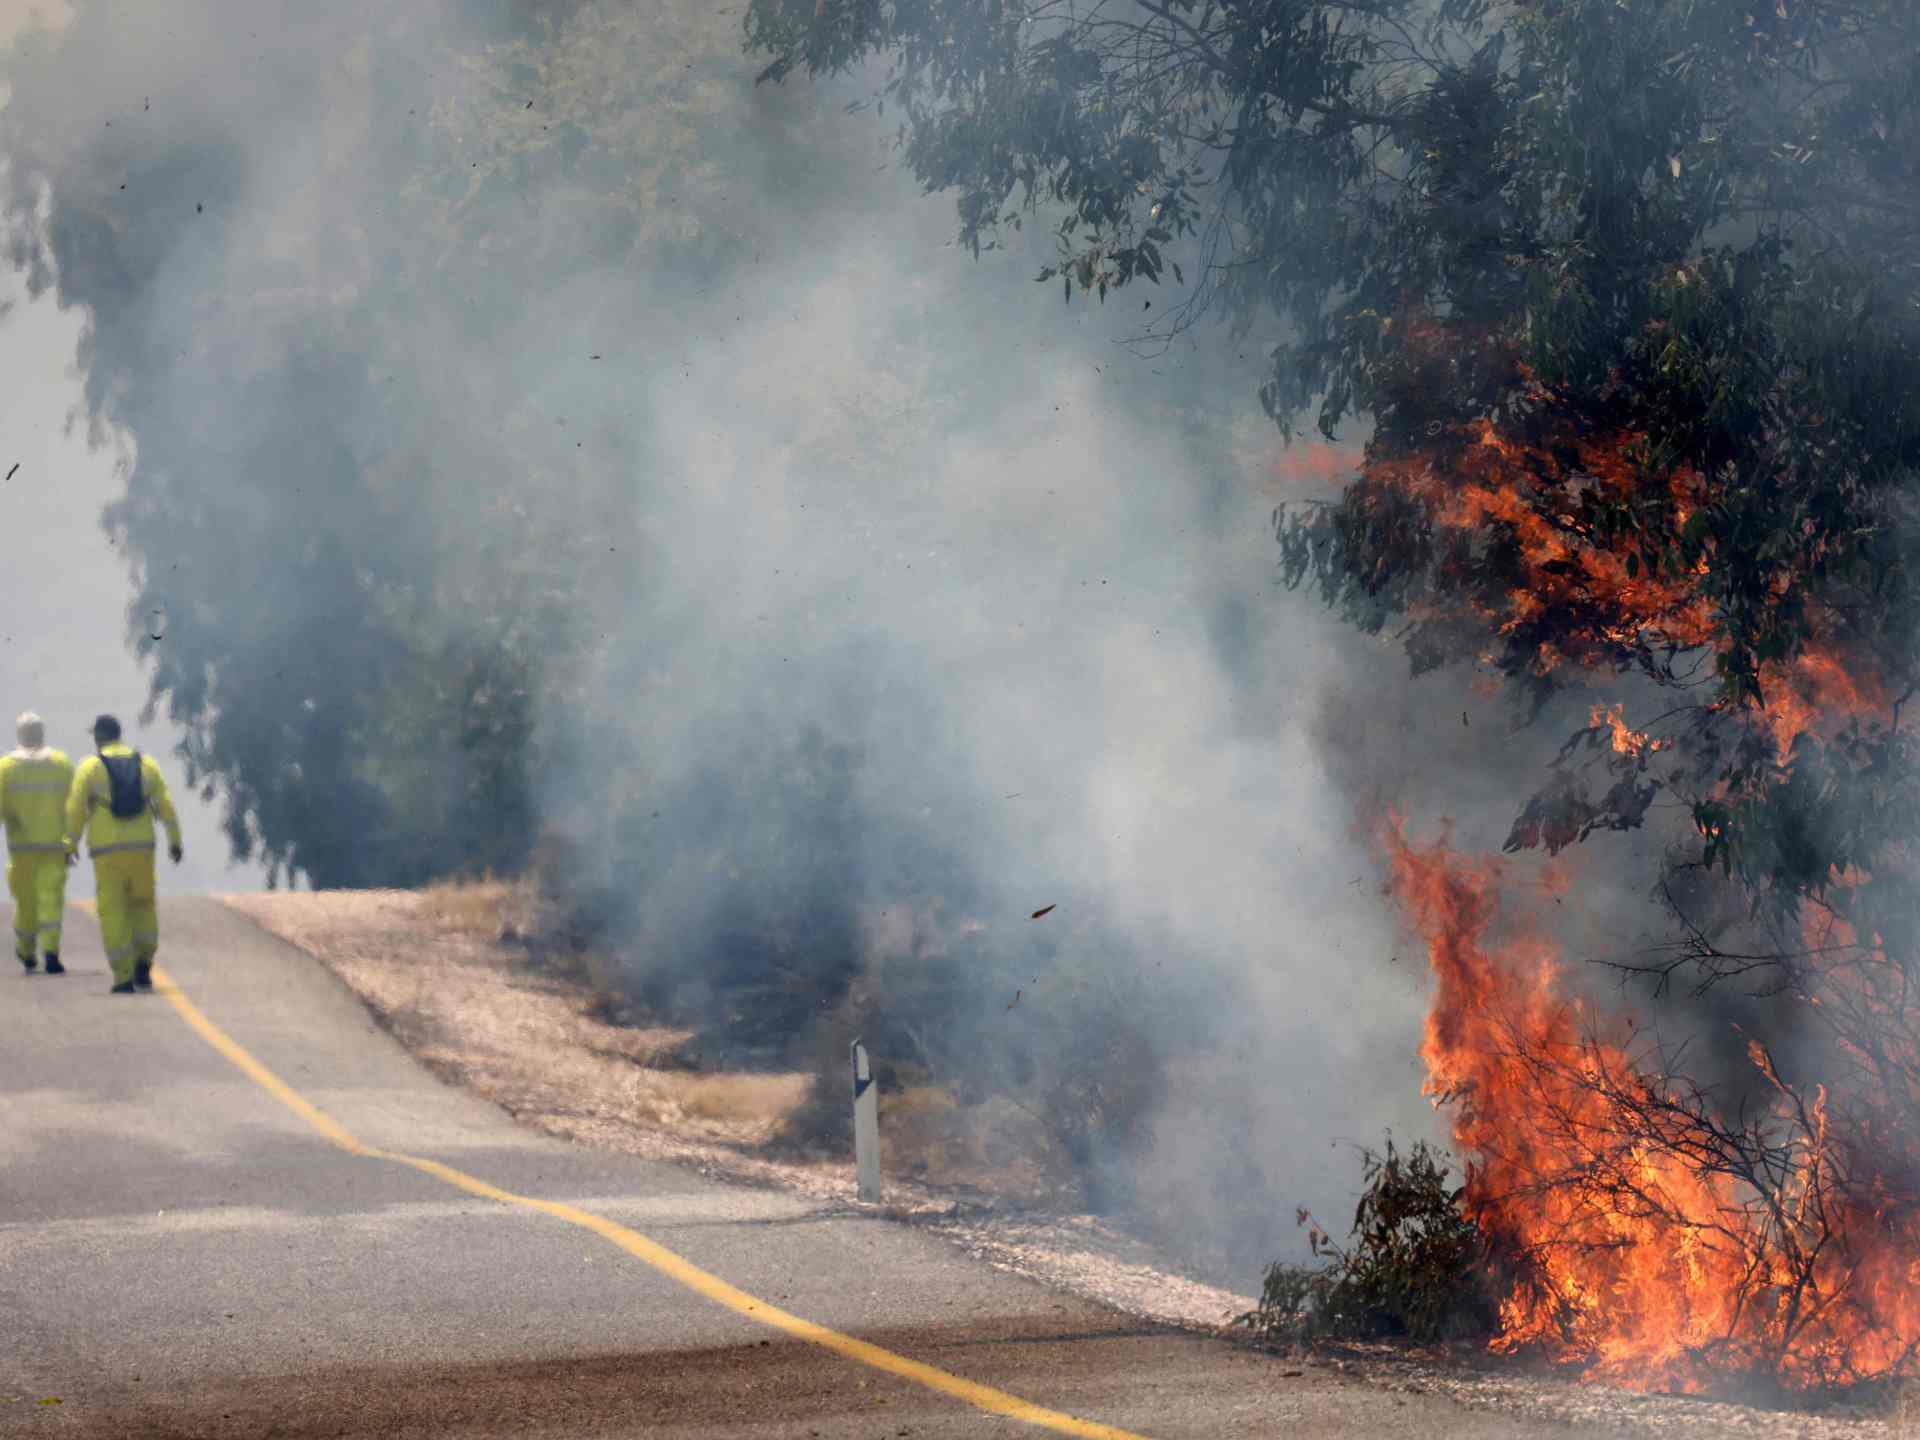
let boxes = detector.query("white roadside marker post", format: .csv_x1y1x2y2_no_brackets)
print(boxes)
852,1039,881,1204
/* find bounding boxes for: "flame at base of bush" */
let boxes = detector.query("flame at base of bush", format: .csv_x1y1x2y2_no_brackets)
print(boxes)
1385,821,1920,1392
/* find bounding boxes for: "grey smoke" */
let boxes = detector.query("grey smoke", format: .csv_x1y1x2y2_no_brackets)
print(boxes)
2,0,1737,1276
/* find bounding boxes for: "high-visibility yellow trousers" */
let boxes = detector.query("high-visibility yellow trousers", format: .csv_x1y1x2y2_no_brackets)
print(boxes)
92,848,158,985
8,849,67,962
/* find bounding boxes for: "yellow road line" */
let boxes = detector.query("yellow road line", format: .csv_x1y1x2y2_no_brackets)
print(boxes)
152,965,1149,1440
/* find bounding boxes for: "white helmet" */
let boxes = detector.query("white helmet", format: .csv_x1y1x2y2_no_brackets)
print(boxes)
15,711,44,748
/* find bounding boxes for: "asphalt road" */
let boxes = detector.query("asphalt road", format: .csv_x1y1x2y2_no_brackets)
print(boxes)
1,899,1620,1438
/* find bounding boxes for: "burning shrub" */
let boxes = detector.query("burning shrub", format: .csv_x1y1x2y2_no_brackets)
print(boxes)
1387,822,1920,1393
1244,1138,1509,1347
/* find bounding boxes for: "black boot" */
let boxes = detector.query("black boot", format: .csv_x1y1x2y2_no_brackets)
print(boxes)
17,952,37,973
133,960,153,990
43,953,64,976
110,981,136,994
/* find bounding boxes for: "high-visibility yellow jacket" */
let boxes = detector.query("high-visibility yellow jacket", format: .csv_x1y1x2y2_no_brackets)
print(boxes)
65,743,182,860
0,746,76,856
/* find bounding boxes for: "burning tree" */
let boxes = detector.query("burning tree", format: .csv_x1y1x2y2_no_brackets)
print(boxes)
750,0,1920,1389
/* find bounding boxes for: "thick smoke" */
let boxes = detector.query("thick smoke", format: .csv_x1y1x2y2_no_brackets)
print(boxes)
0,0,1459,1271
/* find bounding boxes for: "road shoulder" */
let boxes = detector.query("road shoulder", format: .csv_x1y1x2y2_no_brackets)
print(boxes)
209,890,1905,1440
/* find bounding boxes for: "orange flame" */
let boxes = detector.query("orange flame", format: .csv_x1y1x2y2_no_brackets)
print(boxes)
1754,651,1892,759
1272,439,1363,494
1590,703,1667,759
1356,363,1717,681
1386,823,1920,1390
1362,370,1891,756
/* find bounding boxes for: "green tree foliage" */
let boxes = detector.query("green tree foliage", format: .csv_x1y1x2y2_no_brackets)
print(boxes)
746,0,1920,953
0,1,761,887
1243,1138,1515,1344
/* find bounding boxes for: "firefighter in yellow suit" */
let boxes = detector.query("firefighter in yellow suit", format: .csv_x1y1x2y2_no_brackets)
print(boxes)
1,711,75,975
65,715,183,994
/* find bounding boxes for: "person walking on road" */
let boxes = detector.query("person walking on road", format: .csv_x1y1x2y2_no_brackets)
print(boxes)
64,715,183,994
1,711,76,976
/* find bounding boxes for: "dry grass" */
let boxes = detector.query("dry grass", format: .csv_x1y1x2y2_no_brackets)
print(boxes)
881,1084,1069,1198
416,876,525,938
680,1073,812,1122
219,882,1087,1207
220,884,809,1152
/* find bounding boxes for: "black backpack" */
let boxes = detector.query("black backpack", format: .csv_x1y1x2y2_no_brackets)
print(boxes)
101,752,147,820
